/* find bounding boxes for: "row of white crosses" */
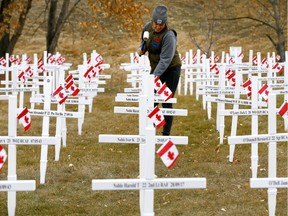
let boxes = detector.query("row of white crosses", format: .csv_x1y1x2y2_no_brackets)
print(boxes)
2,52,85,189
180,49,223,98
180,46,281,98
181,47,284,145
75,50,111,115
135,47,286,214
226,52,288,216
218,53,284,166
228,76,288,215
196,48,283,158
124,48,286,214
181,49,208,97
1,69,82,215
26,52,87,182
92,67,206,215
203,49,283,151
120,52,151,93
0,53,39,108
0,93,58,216
27,50,110,182
0,52,109,174
32,52,75,169
0,52,64,185
180,49,228,124
184,48,287,215
0,50,110,215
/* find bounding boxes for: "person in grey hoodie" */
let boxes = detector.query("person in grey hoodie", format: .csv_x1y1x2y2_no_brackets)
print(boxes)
138,5,182,136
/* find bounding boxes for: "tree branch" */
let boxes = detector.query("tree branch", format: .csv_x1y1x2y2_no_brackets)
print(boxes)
8,0,32,54
213,16,276,31
188,32,205,54
266,33,276,47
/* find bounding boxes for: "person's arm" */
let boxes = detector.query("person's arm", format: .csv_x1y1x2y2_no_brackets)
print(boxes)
137,41,146,56
137,23,150,56
153,31,176,77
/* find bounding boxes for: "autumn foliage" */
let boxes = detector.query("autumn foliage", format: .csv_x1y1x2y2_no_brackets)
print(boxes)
83,0,149,37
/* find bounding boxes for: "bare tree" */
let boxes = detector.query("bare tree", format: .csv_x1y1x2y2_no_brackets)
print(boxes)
189,12,217,57
0,0,32,57
213,0,286,61
45,0,146,54
46,0,81,54
269,0,286,61
0,0,146,57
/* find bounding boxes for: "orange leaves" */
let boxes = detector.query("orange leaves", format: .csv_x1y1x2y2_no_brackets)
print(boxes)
0,1,30,39
86,0,147,34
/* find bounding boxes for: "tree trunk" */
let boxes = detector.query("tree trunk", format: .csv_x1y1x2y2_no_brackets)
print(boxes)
0,0,32,57
46,0,58,54
270,0,286,61
46,0,80,54
0,0,12,57
7,0,32,55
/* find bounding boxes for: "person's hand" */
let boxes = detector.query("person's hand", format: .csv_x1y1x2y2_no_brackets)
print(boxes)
137,48,144,56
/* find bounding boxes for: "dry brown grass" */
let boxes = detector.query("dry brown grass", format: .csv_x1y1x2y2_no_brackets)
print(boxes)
0,0,287,215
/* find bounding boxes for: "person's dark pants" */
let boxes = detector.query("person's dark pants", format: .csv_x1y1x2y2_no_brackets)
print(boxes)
153,65,181,135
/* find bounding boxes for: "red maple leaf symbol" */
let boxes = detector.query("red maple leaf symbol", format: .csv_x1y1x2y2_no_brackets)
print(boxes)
59,92,64,98
156,81,161,88
155,114,162,121
71,85,75,91
24,115,29,124
164,90,169,97
265,90,269,95
0,156,4,163
168,151,174,160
